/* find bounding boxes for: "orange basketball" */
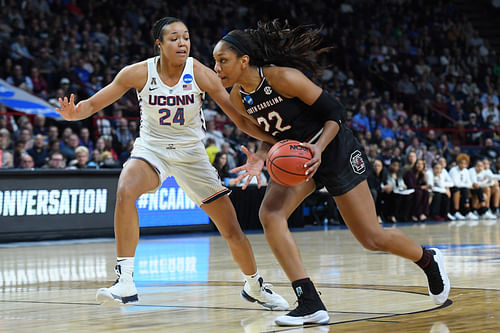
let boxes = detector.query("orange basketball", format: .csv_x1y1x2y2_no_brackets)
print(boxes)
266,139,312,186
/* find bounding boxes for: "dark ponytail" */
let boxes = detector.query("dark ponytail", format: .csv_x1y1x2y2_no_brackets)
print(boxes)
222,19,330,76
151,17,184,54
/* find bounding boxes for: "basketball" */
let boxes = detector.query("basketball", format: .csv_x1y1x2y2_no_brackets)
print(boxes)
266,139,312,186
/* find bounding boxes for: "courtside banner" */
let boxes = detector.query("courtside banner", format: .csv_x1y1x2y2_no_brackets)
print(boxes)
0,170,211,242
0,169,119,241
0,79,62,119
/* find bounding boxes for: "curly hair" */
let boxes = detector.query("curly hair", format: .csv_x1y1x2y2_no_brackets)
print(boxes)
456,153,470,165
222,19,330,76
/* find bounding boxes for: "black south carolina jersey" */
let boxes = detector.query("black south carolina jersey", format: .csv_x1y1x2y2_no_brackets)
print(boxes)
239,67,369,196
240,68,323,142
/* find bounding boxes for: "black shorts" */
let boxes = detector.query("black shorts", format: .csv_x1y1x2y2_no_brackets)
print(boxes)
313,125,369,196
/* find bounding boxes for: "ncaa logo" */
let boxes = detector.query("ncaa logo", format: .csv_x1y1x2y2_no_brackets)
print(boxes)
244,95,254,105
183,74,193,84
350,150,366,174
264,86,272,95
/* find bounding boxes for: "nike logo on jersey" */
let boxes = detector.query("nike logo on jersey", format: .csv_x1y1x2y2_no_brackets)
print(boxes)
149,87,158,91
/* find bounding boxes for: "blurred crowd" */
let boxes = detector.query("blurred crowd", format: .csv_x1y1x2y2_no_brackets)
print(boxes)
1,0,500,221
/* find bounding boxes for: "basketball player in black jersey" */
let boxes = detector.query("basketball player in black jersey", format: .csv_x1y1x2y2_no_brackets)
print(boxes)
213,20,450,326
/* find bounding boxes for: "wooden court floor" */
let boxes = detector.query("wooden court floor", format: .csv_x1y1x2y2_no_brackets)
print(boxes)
1,220,499,332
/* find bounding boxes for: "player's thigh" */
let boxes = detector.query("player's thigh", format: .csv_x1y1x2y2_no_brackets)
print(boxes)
118,158,160,198
260,179,316,224
334,180,383,240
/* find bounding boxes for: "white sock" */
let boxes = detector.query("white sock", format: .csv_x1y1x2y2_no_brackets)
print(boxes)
117,257,134,281
243,271,261,290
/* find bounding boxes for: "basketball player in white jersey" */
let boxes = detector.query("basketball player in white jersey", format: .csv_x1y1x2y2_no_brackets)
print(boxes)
56,17,288,310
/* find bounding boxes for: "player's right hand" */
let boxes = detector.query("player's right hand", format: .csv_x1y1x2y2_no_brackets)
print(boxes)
56,94,81,121
230,145,265,190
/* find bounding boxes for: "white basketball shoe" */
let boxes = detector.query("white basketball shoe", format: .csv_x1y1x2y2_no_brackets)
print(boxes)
96,264,138,305
241,277,289,310
427,248,450,305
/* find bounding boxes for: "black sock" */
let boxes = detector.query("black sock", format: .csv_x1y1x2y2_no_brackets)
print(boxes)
415,247,444,294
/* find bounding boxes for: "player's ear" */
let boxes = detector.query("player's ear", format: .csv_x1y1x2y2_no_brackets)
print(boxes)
240,55,250,67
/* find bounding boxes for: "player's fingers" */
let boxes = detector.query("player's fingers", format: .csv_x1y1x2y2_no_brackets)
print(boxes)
240,145,250,155
230,165,245,173
233,172,247,184
69,93,75,106
242,175,252,190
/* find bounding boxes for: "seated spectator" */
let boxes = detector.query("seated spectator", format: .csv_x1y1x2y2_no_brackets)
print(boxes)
6,64,33,92
205,137,220,164
404,159,431,222
482,158,500,216
99,151,121,168
212,152,237,186
18,153,35,170
79,127,94,152
42,151,66,169
449,153,477,220
12,140,26,168
401,150,418,176
67,146,98,169
33,114,48,136
367,159,388,222
468,160,496,219
382,158,413,222
426,161,452,221
480,138,499,160
27,134,49,168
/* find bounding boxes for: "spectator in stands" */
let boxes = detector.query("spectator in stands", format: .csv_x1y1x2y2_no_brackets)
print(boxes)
401,150,418,176
67,146,98,169
449,153,476,220
27,134,48,168
383,158,413,222
212,152,237,186
468,160,496,219
480,137,499,160
30,66,48,98
18,153,35,170
79,127,94,152
482,158,500,216
0,128,12,151
205,137,220,165
6,64,33,92
42,151,66,169
404,159,431,222
33,114,48,136
426,161,452,221
19,127,34,150
115,118,133,152
221,142,237,171
367,159,388,222
352,104,370,133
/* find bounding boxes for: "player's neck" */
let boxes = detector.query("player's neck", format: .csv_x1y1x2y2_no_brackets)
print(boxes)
157,57,186,83
239,67,261,93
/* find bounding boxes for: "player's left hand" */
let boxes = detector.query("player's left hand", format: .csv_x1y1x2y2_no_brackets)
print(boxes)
300,142,322,181
230,145,265,190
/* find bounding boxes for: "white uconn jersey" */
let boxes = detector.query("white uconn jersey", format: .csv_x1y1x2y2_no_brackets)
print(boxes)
137,56,205,145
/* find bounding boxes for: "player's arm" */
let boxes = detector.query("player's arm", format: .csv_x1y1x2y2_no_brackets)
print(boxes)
265,67,344,178
193,59,276,144
57,62,147,121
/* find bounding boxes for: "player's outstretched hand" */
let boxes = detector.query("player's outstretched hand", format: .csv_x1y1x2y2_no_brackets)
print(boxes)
56,94,81,121
230,145,265,190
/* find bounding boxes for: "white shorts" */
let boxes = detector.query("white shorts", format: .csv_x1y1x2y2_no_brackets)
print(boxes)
125,137,230,206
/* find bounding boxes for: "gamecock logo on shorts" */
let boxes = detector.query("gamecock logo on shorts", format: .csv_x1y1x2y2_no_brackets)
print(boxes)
350,150,366,174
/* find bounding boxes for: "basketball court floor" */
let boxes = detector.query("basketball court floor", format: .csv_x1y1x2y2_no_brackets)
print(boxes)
1,219,499,332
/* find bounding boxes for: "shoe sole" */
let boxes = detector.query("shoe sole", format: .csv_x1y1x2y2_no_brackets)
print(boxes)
240,290,288,311
428,248,450,305
275,310,330,326
96,288,138,306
